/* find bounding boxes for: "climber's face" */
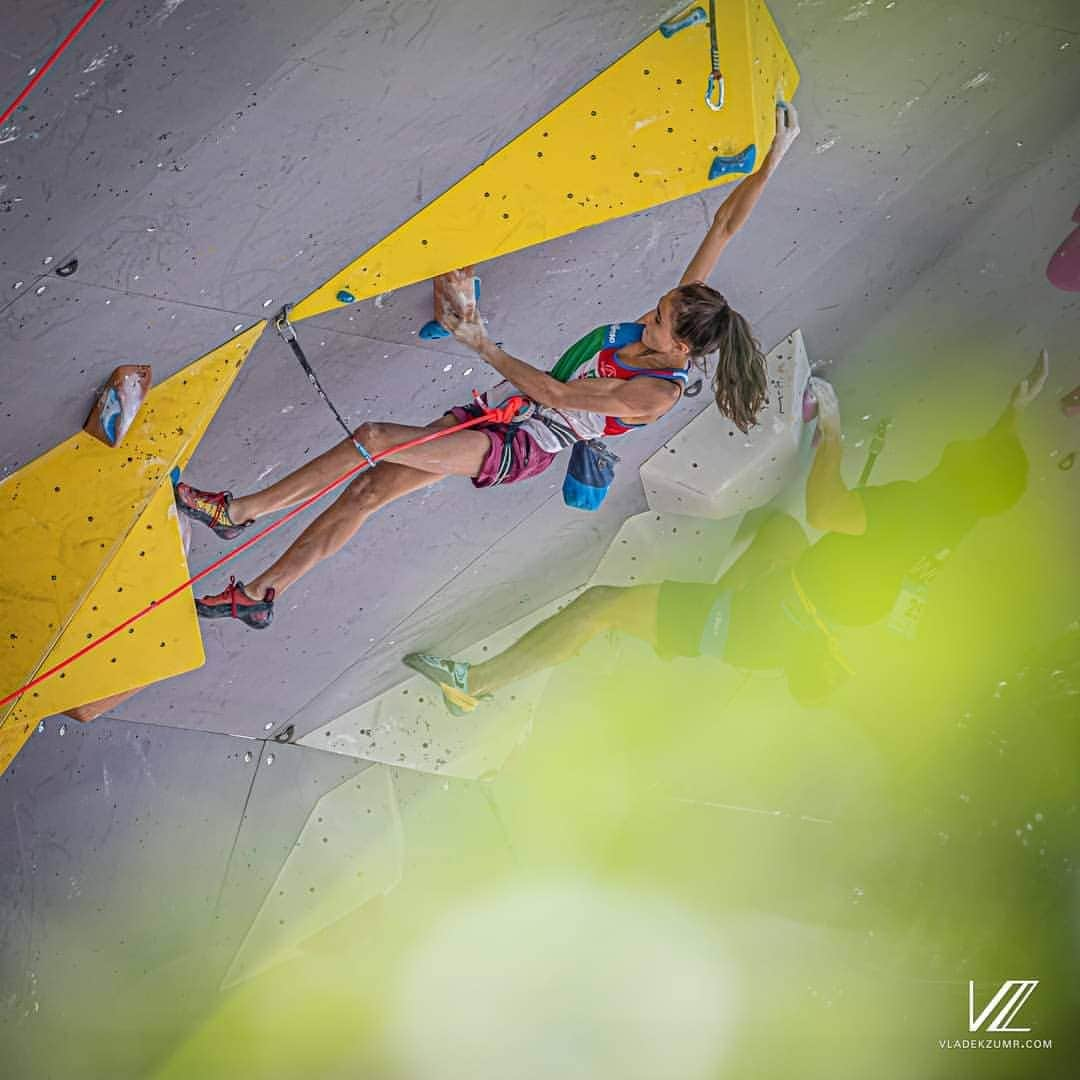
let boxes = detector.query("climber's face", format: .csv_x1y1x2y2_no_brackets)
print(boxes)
642,291,690,359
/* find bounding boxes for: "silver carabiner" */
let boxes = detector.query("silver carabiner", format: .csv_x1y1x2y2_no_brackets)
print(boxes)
705,70,724,111
274,303,297,342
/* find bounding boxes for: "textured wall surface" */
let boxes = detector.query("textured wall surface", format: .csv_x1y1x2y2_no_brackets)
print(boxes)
1,1,1078,1075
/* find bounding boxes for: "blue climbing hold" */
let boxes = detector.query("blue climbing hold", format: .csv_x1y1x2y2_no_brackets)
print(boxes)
660,6,706,37
709,144,756,182
99,388,121,445
419,320,450,340
337,289,356,304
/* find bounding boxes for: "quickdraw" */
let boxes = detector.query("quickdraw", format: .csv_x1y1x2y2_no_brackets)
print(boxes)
275,304,377,468
705,0,724,111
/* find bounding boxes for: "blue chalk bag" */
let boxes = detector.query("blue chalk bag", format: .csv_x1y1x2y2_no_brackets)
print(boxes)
562,439,619,511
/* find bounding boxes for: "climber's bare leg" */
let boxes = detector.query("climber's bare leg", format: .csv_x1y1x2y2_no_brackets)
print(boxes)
245,463,449,598
468,585,661,697
230,416,487,522
239,419,490,597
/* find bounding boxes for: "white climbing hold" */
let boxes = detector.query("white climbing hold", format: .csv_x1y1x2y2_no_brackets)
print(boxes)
641,329,812,519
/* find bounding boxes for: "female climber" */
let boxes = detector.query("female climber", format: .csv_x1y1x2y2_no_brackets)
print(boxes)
405,349,1050,712
175,104,802,628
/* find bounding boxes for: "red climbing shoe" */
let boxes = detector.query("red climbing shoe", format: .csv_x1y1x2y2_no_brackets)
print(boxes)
174,481,251,540
195,577,275,629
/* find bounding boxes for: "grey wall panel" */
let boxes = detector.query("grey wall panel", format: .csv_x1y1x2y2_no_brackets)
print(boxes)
205,742,375,987
0,716,257,1078
0,273,269,474
0,0,357,275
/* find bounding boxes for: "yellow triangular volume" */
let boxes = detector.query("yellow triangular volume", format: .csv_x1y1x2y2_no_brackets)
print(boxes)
290,0,798,322
0,484,207,771
0,322,266,761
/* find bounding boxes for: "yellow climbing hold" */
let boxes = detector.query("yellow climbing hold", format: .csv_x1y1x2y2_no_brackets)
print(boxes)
289,0,798,322
0,323,266,775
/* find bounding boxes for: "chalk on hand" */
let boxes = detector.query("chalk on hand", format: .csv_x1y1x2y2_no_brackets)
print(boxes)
423,270,481,339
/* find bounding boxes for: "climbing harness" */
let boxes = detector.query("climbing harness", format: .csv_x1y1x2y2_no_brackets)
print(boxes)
0,396,526,712
705,0,724,111
274,305,376,467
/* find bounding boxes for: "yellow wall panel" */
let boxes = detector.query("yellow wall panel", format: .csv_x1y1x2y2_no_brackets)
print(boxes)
0,323,266,768
289,0,798,322
0,486,206,772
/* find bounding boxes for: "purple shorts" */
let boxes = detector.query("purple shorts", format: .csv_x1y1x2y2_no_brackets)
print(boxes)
448,404,558,488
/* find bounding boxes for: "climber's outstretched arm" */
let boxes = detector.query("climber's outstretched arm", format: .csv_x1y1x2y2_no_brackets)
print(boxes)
442,305,678,420
679,102,800,287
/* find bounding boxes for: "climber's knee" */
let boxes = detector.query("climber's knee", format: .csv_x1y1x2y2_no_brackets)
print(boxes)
341,467,387,514
352,421,386,450
578,584,657,642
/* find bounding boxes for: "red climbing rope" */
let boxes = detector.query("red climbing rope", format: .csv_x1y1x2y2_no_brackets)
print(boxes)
0,396,526,712
0,0,110,128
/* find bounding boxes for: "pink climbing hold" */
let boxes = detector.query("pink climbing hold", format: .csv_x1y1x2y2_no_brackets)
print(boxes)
1046,203,1080,292
801,382,818,423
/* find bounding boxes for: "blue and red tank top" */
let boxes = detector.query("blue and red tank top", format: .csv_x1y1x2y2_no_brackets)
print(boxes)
511,322,689,452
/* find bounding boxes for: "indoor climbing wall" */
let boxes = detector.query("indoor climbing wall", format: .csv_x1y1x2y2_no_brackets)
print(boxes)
589,510,744,588
296,588,587,779
0,324,265,773
222,763,403,989
0,0,799,769
288,0,799,321
292,330,814,781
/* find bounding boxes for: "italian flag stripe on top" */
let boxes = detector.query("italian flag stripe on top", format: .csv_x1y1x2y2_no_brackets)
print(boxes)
550,326,610,383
